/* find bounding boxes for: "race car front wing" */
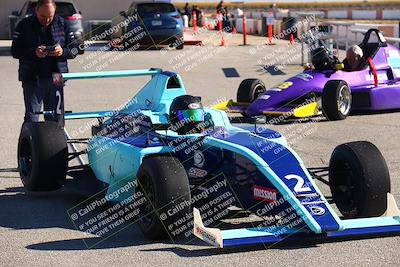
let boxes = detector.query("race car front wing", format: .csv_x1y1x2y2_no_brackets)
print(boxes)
193,193,400,248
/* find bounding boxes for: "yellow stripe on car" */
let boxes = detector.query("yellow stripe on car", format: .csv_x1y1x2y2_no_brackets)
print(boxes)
293,101,319,118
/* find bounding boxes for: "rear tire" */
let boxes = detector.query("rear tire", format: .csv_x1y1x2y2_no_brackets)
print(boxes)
18,122,67,191
237,79,266,103
329,141,390,218
322,80,352,120
136,156,191,240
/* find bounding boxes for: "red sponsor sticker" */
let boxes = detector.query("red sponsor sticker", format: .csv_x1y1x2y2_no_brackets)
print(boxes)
188,167,207,178
253,185,277,203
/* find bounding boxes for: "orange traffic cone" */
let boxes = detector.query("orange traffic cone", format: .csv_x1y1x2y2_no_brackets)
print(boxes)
220,35,225,46
290,34,294,44
232,26,237,34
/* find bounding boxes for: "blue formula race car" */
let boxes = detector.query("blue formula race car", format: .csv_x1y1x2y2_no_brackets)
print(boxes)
17,68,400,248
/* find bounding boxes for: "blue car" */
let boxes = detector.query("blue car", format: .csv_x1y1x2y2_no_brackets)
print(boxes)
17,69,400,248
120,1,184,49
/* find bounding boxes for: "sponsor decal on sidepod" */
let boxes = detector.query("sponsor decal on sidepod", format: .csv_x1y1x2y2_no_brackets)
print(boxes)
188,167,208,178
253,185,278,203
310,206,325,216
194,150,205,168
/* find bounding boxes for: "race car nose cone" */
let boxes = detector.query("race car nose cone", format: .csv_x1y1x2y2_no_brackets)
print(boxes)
245,100,264,116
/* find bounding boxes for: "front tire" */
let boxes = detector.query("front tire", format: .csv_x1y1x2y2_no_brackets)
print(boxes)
322,80,352,120
136,156,191,239
18,122,67,191
237,79,266,103
329,141,390,218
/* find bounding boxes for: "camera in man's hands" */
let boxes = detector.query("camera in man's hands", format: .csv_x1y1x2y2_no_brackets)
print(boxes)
44,44,57,53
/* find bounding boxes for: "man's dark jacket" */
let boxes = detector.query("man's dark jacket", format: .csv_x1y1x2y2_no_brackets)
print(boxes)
11,14,77,81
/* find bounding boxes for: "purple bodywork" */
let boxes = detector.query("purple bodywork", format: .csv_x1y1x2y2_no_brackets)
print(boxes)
243,42,400,117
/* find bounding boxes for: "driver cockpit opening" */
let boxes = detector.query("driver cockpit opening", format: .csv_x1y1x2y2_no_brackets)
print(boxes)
310,47,340,71
310,29,387,73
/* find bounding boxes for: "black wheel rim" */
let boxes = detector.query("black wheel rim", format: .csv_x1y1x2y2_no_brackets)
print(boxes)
138,174,156,228
19,138,32,178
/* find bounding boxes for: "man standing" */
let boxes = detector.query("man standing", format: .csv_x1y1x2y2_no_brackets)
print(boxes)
12,0,77,125
216,0,226,16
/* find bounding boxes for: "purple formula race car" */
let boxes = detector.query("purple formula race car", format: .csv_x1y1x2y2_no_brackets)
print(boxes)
215,29,400,121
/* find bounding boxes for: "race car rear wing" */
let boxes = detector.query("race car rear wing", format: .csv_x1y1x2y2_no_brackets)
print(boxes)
64,111,112,120
62,68,163,80
61,68,164,120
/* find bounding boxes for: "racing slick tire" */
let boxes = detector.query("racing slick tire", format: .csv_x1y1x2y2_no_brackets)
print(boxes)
136,156,191,240
329,141,390,218
237,79,266,103
17,122,68,191
322,80,352,120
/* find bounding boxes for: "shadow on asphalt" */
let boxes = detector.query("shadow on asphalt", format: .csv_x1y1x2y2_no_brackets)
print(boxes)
351,108,400,116
140,240,320,257
0,185,156,251
141,233,400,257
0,182,206,252
0,51,11,57
227,107,400,127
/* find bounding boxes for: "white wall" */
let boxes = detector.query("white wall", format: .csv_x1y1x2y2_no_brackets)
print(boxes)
327,10,348,19
178,0,366,2
383,10,400,20
352,10,377,20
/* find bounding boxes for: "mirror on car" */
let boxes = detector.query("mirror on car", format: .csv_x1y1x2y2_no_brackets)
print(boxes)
11,11,19,16
79,11,82,15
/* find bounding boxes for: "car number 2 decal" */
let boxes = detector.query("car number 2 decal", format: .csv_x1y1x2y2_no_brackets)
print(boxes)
56,90,62,115
284,174,311,193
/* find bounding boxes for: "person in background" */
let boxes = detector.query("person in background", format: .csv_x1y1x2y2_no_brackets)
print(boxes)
216,0,230,31
216,0,226,16
183,3,191,23
11,0,77,126
343,45,365,71
192,5,202,27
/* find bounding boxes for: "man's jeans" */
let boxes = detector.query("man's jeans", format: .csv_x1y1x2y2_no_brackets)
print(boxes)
22,78,64,125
